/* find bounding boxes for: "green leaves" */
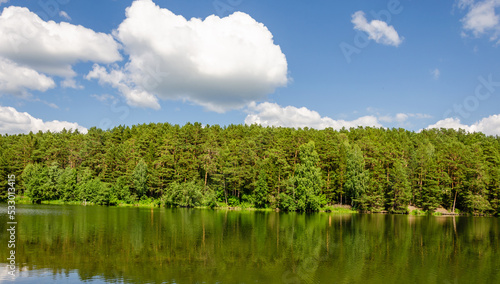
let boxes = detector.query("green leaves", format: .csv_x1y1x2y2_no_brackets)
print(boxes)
345,144,369,208
254,171,269,208
2,122,500,214
162,180,204,208
22,163,47,204
133,159,149,198
290,141,326,212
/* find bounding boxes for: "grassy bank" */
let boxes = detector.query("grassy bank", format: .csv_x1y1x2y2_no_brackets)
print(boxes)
13,196,495,216
12,195,358,213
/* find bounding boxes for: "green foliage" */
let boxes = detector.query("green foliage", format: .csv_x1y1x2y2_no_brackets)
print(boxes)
254,171,269,208
58,167,77,201
162,180,203,207
409,209,426,216
277,193,296,211
2,123,500,214
202,188,218,208
387,160,411,213
94,182,118,206
345,144,369,207
23,162,61,203
463,193,493,214
322,205,357,214
113,176,132,203
133,159,149,198
22,163,47,204
78,178,101,204
227,195,240,207
290,141,326,211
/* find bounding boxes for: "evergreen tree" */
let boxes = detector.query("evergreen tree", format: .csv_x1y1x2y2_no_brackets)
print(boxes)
387,160,411,213
345,144,369,207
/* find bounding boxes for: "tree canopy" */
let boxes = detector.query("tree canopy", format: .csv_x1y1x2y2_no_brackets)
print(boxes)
1,123,499,214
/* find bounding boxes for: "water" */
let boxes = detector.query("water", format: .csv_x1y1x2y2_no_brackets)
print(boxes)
0,204,499,283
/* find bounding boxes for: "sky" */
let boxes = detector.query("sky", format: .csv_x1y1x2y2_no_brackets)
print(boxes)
1,0,500,136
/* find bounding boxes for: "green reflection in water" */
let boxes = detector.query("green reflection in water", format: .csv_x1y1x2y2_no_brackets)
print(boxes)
0,205,499,283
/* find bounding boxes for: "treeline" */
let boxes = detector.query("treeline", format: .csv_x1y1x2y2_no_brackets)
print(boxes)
0,123,499,214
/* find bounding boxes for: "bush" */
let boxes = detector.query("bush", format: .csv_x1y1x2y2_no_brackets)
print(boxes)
162,180,203,207
410,209,426,216
58,168,77,202
227,195,240,207
278,193,296,211
94,183,118,206
23,163,47,204
202,189,218,209
113,176,132,204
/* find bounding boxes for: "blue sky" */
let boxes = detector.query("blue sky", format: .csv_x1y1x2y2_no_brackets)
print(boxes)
1,0,500,135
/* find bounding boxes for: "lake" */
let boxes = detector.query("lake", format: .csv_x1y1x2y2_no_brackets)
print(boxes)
0,204,499,283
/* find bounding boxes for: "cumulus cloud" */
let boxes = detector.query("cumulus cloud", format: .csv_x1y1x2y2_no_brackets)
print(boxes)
351,11,403,47
244,102,381,130
459,0,500,42
426,115,500,136
0,6,121,78
0,105,87,135
88,0,288,112
0,57,55,96
86,64,160,109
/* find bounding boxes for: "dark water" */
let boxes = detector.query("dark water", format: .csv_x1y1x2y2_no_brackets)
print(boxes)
0,204,499,284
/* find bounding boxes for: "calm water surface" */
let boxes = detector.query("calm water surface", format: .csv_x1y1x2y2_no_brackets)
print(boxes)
0,204,499,283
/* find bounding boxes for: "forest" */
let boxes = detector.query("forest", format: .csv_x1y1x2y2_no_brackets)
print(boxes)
0,122,499,215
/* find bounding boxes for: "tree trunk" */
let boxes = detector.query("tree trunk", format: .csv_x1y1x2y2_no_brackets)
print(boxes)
452,187,457,213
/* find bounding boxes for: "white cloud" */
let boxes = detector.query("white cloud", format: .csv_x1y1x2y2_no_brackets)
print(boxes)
59,11,71,20
88,0,288,112
0,6,121,78
458,0,476,9
86,64,160,109
0,57,55,96
431,68,440,79
426,115,500,136
0,0,9,5
244,102,381,130
372,110,432,124
91,94,116,103
0,105,87,134
351,11,403,47
395,113,409,122
459,0,500,42
61,78,83,89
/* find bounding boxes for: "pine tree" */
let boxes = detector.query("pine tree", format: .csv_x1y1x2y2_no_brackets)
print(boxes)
387,159,411,213
345,144,369,207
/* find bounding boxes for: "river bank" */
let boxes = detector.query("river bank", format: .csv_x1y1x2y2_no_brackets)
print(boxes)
12,196,497,216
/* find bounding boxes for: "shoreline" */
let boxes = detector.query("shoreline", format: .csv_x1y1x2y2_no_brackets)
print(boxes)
7,197,496,216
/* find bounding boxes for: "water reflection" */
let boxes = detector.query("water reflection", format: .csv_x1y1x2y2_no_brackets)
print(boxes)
0,205,499,283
